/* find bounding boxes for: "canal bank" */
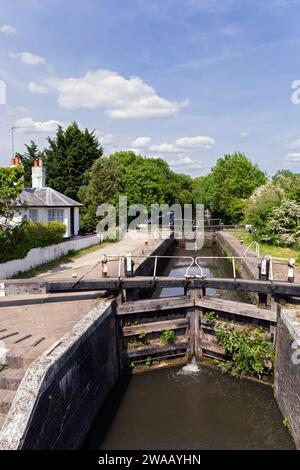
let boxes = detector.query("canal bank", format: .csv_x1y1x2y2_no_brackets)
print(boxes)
0,234,175,449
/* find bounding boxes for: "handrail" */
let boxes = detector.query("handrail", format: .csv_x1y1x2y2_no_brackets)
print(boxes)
243,241,260,257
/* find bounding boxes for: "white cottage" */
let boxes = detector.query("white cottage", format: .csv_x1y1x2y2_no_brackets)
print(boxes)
10,156,82,237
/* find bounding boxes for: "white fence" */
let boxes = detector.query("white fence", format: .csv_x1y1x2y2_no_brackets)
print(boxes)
0,234,101,280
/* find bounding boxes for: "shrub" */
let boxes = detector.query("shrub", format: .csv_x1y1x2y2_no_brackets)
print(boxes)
215,323,274,379
160,329,176,345
0,221,66,263
260,200,300,247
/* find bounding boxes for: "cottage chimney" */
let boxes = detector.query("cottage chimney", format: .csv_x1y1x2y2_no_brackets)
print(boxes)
32,159,46,188
9,154,21,167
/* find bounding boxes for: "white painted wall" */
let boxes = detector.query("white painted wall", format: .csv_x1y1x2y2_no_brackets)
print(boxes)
13,206,80,237
0,234,101,279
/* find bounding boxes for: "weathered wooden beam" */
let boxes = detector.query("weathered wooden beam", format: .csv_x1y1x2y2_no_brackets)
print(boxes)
117,296,193,315
195,297,277,322
45,277,300,297
122,318,188,336
125,341,189,359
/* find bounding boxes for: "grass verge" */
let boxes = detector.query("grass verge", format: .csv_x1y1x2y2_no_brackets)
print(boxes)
231,229,300,264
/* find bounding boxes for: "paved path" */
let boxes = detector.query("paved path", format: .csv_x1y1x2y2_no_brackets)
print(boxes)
35,231,166,281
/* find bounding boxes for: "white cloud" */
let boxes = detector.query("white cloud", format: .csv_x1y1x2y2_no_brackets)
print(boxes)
10,51,46,65
28,81,48,94
131,134,215,153
284,152,300,164
149,143,181,153
0,24,16,35
95,131,115,145
175,135,215,150
167,155,204,171
288,139,300,149
43,69,188,119
240,131,249,138
131,136,152,148
14,117,64,133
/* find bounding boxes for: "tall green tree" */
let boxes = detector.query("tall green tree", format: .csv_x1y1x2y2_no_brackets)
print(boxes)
203,153,267,223
19,140,42,187
0,165,24,231
44,122,103,200
79,151,191,232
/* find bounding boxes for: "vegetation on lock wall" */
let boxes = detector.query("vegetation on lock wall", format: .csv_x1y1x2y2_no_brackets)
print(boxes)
215,323,275,380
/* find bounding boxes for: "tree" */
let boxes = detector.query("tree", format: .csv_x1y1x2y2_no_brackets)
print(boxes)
203,153,267,223
192,176,208,205
44,122,103,200
261,200,300,247
0,165,24,231
244,180,286,230
79,157,121,232
79,151,191,232
19,140,42,187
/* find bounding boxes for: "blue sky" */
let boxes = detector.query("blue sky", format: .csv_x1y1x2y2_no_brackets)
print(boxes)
1,0,300,176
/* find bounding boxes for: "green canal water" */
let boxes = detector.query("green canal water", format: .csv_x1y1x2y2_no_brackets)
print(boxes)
84,245,294,450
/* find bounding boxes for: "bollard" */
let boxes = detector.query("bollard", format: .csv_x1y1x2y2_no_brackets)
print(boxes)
124,251,134,278
288,258,296,283
258,255,271,306
101,254,108,278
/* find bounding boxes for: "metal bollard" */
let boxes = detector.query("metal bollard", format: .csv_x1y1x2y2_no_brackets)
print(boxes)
258,255,271,306
288,258,296,283
124,251,134,277
101,254,108,277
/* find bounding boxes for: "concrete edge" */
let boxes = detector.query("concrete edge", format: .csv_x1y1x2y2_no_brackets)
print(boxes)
281,308,300,346
0,299,114,450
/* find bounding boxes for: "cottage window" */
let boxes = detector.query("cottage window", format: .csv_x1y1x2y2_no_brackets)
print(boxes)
29,209,38,222
48,209,64,223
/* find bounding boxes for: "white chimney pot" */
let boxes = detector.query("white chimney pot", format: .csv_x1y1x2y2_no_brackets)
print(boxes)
32,161,46,188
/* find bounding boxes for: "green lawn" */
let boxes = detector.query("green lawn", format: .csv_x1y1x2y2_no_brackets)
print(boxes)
231,229,300,264
12,241,111,279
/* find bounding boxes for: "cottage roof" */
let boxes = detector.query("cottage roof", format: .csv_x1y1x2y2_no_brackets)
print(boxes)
18,187,83,207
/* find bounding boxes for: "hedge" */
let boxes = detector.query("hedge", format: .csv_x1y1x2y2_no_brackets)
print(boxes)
0,221,66,263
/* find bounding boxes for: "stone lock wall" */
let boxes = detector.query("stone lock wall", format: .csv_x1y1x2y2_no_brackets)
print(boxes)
274,309,300,449
0,300,119,450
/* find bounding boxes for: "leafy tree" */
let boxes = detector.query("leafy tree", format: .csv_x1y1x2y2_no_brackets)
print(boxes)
44,122,103,200
79,151,191,232
79,157,121,232
244,179,286,230
260,200,300,247
192,176,208,205
203,153,267,223
244,173,300,240
19,140,43,187
0,165,24,231
170,173,193,205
